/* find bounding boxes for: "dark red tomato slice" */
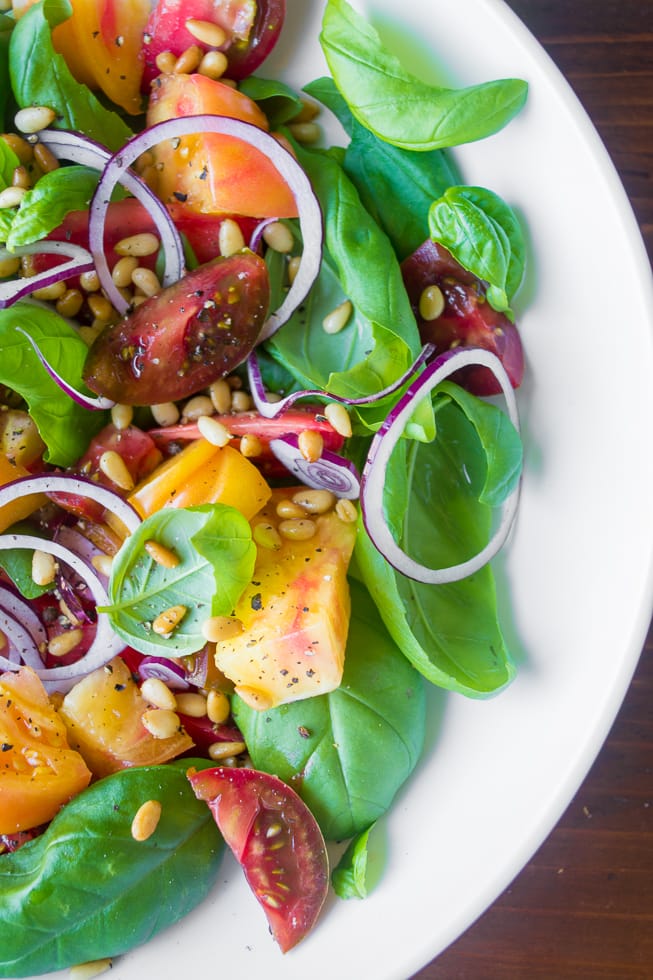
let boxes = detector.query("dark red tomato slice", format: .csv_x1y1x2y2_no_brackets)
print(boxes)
188,765,329,952
83,251,270,405
401,239,524,396
141,0,285,89
177,713,243,750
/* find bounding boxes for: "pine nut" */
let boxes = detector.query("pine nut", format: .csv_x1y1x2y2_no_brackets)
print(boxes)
201,615,244,644
131,266,160,297
114,232,160,257
0,185,27,208
292,488,336,514
68,959,113,980
87,294,115,322
78,324,103,346
231,390,252,413
151,402,180,427
32,549,56,586
185,18,228,48
31,280,67,301
275,498,306,519
239,433,262,458
335,498,358,523
226,374,243,390
0,256,20,277
142,708,181,738
298,429,323,462
152,604,188,637
197,414,231,447
198,50,228,80
55,288,84,319
206,688,231,724
262,221,294,254
322,299,353,335
12,165,31,189
294,98,321,123
131,799,162,842
278,518,317,541
111,255,138,287
140,677,177,711
174,45,203,74
33,142,59,174
48,629,83,658
288,121,321,144
181,395,214,421
59,597,82,627
175,692,208,718
91,554,113,577
155,50,177,74
218,218,245,257
79,270,100,292
208,379,232,414
110,404,133,430
287,255,301,284
253,521,282,550
144,539,180,568
99,450,134,491
2,133,33,163
208,740,247,761
419,284,445,321
14,106,56,134
325,401,352,438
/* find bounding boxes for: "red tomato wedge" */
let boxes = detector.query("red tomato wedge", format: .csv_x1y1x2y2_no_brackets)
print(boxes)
188,766,329,952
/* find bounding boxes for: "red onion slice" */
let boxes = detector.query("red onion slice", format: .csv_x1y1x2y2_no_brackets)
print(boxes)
360,347,521,584
138,656,191,690
0,584,48,651
269,434,361,499
14,326,115,410
0,242,95,309
0,613,43,668
89,115,322,338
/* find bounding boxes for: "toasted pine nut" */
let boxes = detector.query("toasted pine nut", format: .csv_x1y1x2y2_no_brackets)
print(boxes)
114,232,160,257
218,217,245,257
99,450,134,490
287,255,301,284
131,799,162,842
151,402,180,426
12,165,31,189
253,521,282,551
201,615,244,644
239,433,262,458
335,498,358,523
278,518,317,541
78,324,103,346
144,539,180,568
322,299,353,335
208,740,247,761
185,18,228,47
33,142,59,173
292,488,336,514
91,554,113,577
198,50,229,80
288,121,321,144
181,394,214,421
419,284,445,321
55,288,84,319
230,390,252,413
294,98,321,123
68,959,113,980
208,378,232,414
14,105,56,134
175,692,208,718
111,255,139,287
206,688,231,724
140,677,177,711
32,549,56,586
262,221,294,254
0,256,20,277
174,45,203,74
197,414,231,447
0,185,27,208
142,708,181,738
48,629,83,658
325,401,352,438
275,498,306,519
152,604,188,637
111,404,133,430
131,266,161,297
87,293,115,322
155,50,177,73
2,133,33,163
31,280,67,301
79,269,100,292
298,429,323,462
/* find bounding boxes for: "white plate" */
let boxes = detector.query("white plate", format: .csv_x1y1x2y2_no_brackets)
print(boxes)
33,1,653,978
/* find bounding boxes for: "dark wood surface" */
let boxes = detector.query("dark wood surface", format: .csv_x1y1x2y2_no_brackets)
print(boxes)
414,2,653,977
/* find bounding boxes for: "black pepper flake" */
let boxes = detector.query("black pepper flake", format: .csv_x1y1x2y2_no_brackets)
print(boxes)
298,726,311,738
251,593,263,611
114,683,126,692
280,669,289,676
1,743,13,752
173,191,188,202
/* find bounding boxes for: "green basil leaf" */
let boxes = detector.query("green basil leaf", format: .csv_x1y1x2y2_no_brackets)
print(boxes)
0,522,51,598
428,185,526,315
332,824,375,899
0,762,224,977
0,136,20,190
233,577,426,841
0,301,106,466
305,76,460,259
7,165,99,247
238,74,304,126
0,14,14,131
9,0,133,152
105,505,256,657
320,0,527,152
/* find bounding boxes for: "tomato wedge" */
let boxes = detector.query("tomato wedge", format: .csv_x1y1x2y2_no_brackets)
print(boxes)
188,766,329,952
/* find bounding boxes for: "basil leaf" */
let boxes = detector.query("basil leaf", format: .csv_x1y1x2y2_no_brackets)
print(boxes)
238,74,304,126
234,577,426,841
428,185,526,315
0,762,224,977
0,522,51,598
305,76,460,259
105,505,256,658
0,301,106,466
7,165,99,248
0,136,20,190
332,824,375,899
0,14,14,131
320,0,527,151
9,0,132,151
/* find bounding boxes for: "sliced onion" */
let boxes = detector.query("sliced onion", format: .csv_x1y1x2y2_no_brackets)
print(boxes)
0,586,47,669
14,327,114,410
247,344,436,419
360,347,521,584
138,656,190,690
0,613,43,668
269,434,361,499
0,584,48,650
249,217,278,253
0,242,95,309
0,473,142,536
89,115,322,337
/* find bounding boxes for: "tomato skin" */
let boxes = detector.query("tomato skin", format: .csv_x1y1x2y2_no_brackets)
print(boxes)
83,251,270,405
0,667,92,834
401,239,524,396
189,765,329,952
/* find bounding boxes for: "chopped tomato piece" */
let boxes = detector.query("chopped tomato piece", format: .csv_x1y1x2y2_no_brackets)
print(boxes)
0,454,46,533
189,765,329,952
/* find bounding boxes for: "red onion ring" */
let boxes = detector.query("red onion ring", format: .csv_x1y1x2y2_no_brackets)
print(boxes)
269,434,361,499
0,613,43,668
360,347,521,584
137,656,191,690
89,115,323,338
14,327,115,410
0,584,48,651
0,242,95,309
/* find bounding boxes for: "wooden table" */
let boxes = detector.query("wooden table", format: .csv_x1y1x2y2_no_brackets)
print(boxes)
415,2,653,977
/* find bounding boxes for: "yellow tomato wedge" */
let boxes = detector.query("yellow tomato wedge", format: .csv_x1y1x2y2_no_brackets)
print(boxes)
0,454,45,533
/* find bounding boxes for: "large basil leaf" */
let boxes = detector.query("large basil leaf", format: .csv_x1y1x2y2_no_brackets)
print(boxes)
0,301,106,466
320,0,527,152
354,398,517,695
0,761,224,978
0,136,19,191
305,76,460,260
7,165,100,248
9,0,132,151
105,505,256,658
233,577,426,841
0,14,13,131
238,74,304,126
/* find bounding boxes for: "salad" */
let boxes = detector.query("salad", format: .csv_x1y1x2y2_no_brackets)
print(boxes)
0,0,529,974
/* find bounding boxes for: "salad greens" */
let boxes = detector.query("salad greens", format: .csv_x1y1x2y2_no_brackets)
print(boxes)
331,823,375,899
6,164,101,248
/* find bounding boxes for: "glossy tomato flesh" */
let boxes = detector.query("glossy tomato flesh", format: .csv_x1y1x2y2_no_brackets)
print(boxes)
189,766,329,952
401,239,524,396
